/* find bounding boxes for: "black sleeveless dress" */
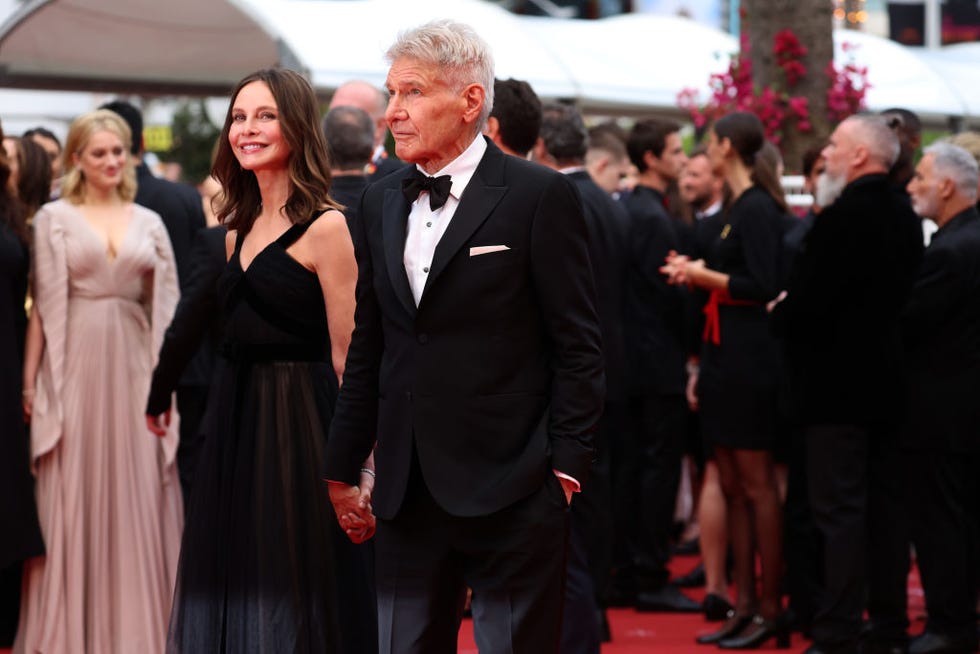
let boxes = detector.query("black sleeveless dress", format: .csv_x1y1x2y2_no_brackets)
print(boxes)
167,213,374,653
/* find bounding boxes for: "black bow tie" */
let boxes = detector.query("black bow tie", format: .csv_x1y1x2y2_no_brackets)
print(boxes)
401,170,452,210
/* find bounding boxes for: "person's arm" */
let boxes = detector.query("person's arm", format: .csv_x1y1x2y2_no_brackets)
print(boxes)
22,307,44,420
530,173,605,496
146,228,225,434
901,245,960,348
322,201,382,542
309,210,357,385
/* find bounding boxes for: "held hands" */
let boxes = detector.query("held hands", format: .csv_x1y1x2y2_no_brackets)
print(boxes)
145,409,171,437
660,250,705,288
328,467,377,544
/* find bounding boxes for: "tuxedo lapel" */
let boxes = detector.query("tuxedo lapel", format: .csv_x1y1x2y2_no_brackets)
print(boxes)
382,186,417,317
422,142,508,302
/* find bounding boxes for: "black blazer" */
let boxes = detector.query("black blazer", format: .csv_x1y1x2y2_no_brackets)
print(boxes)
567,170,630,403
777,174,924,427
326,138,605,519
146,226,227,415
901,207,980,453
135,164,206,289
620,185,686,396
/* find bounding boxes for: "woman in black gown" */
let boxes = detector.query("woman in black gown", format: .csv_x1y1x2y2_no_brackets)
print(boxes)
155,68,375,653
0,121,45,646
662,112,788,649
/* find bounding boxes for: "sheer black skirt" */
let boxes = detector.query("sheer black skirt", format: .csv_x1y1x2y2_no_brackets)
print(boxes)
167,360,374,654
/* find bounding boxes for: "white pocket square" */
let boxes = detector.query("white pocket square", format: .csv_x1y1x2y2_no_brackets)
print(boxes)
469,245,510,256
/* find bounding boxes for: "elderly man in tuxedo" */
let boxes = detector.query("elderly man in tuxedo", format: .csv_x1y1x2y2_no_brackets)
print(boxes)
902,142,980,654
325,20,605,654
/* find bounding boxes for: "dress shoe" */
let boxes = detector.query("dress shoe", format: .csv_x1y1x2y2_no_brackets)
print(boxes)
673,562,706,588
635,585,701,613
697,612,753,645
703,593,735,621
718,614,791,649
908,631,975,654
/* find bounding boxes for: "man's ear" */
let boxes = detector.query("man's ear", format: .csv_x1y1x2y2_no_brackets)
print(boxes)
938,176,957,201
853,144,870,170
461,83,486,125
485,115,500,140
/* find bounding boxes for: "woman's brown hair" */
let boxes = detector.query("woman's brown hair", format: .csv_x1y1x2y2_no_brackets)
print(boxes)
213,68,340,233
713,112,788,213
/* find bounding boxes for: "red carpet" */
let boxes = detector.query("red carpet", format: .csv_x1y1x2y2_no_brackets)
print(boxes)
1,554,926,654
455,553,927,653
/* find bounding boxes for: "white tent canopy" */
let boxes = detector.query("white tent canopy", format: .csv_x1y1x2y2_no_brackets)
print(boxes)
1,0,977,124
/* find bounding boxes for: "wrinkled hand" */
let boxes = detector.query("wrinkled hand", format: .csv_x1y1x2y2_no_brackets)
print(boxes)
328,481,376,544
146,408,171,437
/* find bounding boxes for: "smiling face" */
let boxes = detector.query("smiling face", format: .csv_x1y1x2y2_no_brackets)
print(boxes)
73,129,127,194
229,81,291,173
384,56,483,174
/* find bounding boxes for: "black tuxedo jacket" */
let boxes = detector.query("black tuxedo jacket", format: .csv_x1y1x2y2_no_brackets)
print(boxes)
619,185,687,396
901,207,980,453
135,164,205,290
326,138,604,519
145,226,227,415
777,174,923,427
567,170,630,403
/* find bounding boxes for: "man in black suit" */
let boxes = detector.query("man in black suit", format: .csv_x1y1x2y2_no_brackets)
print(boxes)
534,102,631,651
101,100,208,502
614,117,698,613
901,143,980,654
322,104,374,226
329,80,405,181
776,114,924,654
485,78,542,159
325,20,604,654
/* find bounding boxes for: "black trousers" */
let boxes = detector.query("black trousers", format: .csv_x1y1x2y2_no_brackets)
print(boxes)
783,426,822,632
612,393,687,590
805,424,909,648
375,453,570,654
907,449,980,642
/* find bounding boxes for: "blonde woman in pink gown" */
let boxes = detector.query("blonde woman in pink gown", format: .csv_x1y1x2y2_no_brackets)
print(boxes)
17,109,183,654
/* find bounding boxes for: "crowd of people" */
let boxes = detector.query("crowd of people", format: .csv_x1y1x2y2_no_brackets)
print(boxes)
1,17,979,654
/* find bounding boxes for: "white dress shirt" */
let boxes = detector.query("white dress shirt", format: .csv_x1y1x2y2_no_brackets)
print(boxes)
403,135,487,306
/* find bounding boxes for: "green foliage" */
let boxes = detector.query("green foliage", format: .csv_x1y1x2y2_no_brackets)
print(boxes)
165,99,220,184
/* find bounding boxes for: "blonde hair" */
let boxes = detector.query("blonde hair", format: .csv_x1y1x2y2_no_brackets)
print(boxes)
61,109,137,204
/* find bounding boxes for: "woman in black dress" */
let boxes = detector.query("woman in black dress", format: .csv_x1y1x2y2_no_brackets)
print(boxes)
0,122,45,646
155,68,375,653
662,112,788,649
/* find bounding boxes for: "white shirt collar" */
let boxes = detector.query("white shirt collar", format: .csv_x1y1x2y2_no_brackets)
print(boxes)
416,134,486,203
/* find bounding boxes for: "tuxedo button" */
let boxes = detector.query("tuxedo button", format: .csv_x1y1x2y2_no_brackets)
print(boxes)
423,266,429,273
417,334,429,344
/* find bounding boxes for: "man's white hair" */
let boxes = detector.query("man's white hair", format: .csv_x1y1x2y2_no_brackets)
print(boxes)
844,114,900,169
386,19,495,131
929,141,980,201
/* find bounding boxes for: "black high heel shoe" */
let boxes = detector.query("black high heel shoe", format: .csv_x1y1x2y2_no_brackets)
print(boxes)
717,614,791,650
696,611,753,645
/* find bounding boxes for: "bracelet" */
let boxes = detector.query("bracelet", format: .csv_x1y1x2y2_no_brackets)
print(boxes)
22,388,35,397
359,468,376,478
